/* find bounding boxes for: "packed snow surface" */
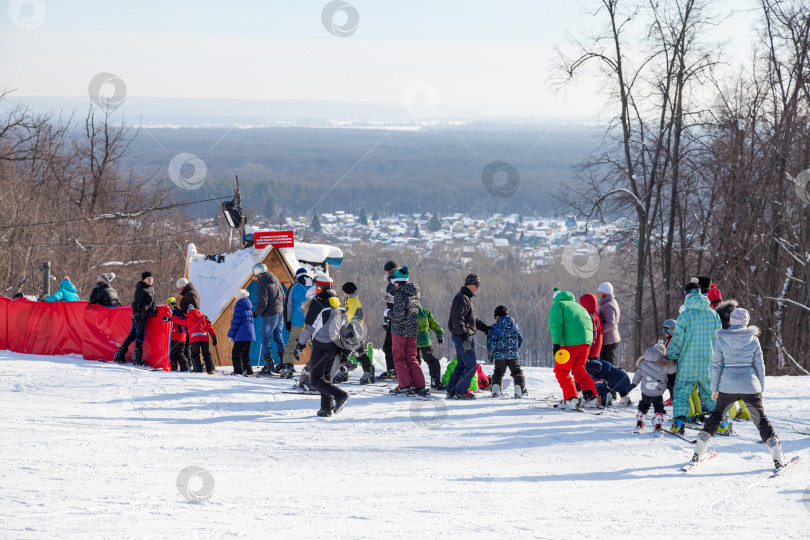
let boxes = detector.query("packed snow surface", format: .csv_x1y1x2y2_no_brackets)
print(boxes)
1,350,809,539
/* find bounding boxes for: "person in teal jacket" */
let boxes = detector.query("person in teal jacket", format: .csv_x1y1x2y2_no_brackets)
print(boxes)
667,278,721,433
45,277,80,302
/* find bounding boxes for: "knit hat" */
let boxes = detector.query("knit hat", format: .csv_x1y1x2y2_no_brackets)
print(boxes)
392,266,410,283
552,286,561,299
141,271,153,280
684,277,700,296
63,276,71,282
494,305,508,318
234,288,249,300
696,275,712,294
729,308,750,327
383,261,397,273
342,282,357,295
465,273,480,287
98,272,115,285
707,284,722,307
176,277,189,289
598,282,614,295
644,340,667,362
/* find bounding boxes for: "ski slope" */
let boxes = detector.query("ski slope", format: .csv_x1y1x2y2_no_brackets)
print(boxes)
1,350,808,539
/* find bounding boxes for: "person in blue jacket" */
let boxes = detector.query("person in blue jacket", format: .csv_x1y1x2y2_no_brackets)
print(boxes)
586,358,634,407
228,289,256,376
45,277,80,302
280,268,311,378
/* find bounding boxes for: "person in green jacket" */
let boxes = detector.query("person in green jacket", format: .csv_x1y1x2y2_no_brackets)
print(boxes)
45,277,80,302
548,287,598,408
417,306,445,390
667,278,721,433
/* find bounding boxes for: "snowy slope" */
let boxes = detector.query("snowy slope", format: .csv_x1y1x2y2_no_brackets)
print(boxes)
1,350,808,539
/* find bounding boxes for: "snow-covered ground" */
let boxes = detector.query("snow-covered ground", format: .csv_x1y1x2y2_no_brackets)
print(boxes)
2,350,809,539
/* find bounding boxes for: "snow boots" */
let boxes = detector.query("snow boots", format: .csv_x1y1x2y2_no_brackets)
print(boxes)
390,385,412,395
359,370,376,385
279,364,295,379
297,369,316,392
556,397,579,410
259,355,274,374
692,431,711,462
414,386,431,397
114,347,127,364
635,410,645,432
766,437,787,468
653,413,664,433
456,391,476,400
131,348,146,366
491,384,501,397
430,376,446,391
620,395,632,406
317,408,333,417
332,365,349,384
514,386,525,399
378,369,397,380
581,391,600,408
334,394,350,414
671,416,687,434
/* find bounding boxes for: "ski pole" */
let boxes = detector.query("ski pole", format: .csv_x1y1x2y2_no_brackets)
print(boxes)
214,343,222,367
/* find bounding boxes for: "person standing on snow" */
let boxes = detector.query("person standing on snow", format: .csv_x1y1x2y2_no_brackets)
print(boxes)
176,277,201,370
45,277,80,302
387,267,430,396
445,273,489,400
580,293,603,362
331,282,375,384
597,282,620,365
487,305,527,398
279,267,311,379
114,271,158,366
667,277,721,434
417,306,445,390
252,263,286,374
549,287,599,409
228,289,256,376
631,340,677,433
378,260,399,380
88,273,121,307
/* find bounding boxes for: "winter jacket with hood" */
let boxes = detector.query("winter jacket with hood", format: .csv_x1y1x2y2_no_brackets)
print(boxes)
45,279,80,302
448,286,477,338
598,293,621,345
487,315,523,360
254,272,284,317
166,308,188,342
417,307,443,348
580,293,603,358
88,282,121,307
390,282,421,337
131,280,157,317
667,293,721,380
586,359,632,394
298,288,342,346
185,308,216,343
711,326,765,394
632,351,678,397
548,291,593,347
178,282,200,314
227,292,256,342
284,278,311,327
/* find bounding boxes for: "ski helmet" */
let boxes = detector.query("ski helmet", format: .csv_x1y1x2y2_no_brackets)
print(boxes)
166,297,178,308
662,319,677,336
339,319,365,350
314,273,334,291
252,263,268,276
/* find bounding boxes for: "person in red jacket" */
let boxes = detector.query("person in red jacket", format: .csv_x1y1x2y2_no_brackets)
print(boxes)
164,298,189,372
186,308,218,374
579,293,603,360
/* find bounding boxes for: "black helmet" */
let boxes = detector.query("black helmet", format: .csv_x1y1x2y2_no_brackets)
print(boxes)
339,319,365,350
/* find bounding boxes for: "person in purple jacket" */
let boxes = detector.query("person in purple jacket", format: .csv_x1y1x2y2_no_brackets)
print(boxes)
228,289,256,376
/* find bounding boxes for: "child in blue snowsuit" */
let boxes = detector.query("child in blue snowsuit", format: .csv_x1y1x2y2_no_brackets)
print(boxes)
585,358,633,407
486,305,526,398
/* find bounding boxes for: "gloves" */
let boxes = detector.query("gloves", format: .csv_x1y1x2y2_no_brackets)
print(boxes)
487,350,493,364
553,344,560,355
228,337,233,344
382,317,390,330
252,311,258,319
285,322,291,331
382,293,394,303
462,338,473,351
437,335,444,345
294,343,304,360
149,306,158,317
211,335,218,347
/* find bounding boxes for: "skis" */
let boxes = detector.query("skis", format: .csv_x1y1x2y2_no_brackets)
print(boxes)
770,455,801,478
665,429,697,444
114,362,164,371
681,449,718,472
545,398,604,415
792,425,810,436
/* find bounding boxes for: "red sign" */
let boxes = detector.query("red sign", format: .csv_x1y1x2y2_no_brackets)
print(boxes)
254,231,294,249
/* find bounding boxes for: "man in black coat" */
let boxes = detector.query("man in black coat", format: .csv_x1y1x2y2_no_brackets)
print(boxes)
445,273,490,399
88,273,121,307
115,271,158,366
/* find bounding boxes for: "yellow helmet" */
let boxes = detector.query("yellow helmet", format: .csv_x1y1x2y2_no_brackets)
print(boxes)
166,297,178,308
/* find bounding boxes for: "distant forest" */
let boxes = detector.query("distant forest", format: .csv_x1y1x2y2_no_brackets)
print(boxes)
124,126,598,220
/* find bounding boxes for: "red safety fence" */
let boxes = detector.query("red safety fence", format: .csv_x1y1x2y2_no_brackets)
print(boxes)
0,296,171,370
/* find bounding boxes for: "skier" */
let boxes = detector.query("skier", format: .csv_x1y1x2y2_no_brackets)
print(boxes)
164,297,190,372
332,282,375,384
387,267,429,396
417,306,445,390
487,305,527,398
691,308,789,470
631,340,677,433
252,263,285,374
549,287,598,408
279,268,311,379
45,277,80,302
88,273,121,307
114,271,157,366
227,289,256,376
378,260,399,380
293,274,350,417
667,278,721,434
710,289,750,420
186,308,218,374
597,282,620,366
445,273,489,400
585,358,633,407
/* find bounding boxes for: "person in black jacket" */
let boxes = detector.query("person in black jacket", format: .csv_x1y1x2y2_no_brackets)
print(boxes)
88,273,121,307
176,277,201,370
378,260,398,380
445,273,490,399
114,271,158,366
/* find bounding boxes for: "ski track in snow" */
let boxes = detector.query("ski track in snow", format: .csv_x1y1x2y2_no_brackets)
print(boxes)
1,350,809,539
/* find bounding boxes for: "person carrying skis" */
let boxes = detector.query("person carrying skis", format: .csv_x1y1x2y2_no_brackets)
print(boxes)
293,274,350,417
487,305,526,398
228,289,256,376
378,260,399,380
164,297,190,372
252,263,286,374
446,273,489,400
417,306,445,390
387,267,429,396
280,268,311,379
114,271,157,366
691,308,789,470
186,308,218,374
88,273,121,307
45,277,80,302
631,340,677,433
549,287,598,408
332,282,375,384
667,278,721,434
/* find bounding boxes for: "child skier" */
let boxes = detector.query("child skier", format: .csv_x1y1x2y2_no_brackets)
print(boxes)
227,289,256,376
486,305,526,398
164,297,190,372
631,340,677,434
585,359,633,407
691,308,790,470
186,308,218,374
417,306,445,390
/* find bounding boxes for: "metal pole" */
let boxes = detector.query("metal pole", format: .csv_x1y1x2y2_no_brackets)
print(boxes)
41,261,51,297
234,174,246,248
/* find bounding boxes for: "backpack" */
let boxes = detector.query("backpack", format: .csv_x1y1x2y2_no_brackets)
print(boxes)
312,305,351,348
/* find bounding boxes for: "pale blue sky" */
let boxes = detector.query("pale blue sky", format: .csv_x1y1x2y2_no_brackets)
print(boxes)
1,0,761,120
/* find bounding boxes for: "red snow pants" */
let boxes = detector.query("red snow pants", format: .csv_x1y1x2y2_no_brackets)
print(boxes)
392,334,426,389
554,343,597,400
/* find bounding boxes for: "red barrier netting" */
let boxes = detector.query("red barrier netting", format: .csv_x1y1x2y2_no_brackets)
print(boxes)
0,296,170,370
